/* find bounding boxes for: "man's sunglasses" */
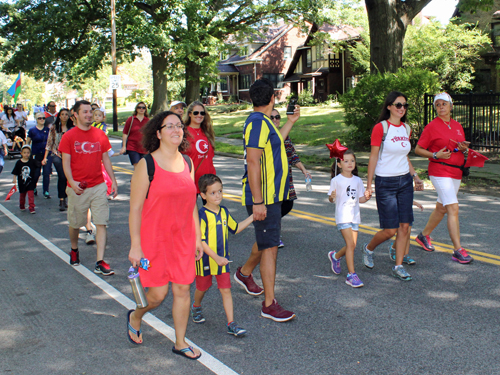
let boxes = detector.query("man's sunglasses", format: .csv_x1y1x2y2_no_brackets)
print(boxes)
48,105,56,107
392,102,409,109
137,106,146,109
192,111,206,116
270,115,281,120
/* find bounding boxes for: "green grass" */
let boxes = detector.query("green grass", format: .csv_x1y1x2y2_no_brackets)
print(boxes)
215,141,244,155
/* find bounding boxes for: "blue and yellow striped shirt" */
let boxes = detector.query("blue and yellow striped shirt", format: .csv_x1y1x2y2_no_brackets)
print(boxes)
241,112,289,206
196,205,238,276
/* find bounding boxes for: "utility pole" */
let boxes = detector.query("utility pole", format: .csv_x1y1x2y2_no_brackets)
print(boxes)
111,0,118,132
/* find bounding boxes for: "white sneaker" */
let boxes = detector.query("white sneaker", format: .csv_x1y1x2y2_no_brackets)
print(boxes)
85,231,96,245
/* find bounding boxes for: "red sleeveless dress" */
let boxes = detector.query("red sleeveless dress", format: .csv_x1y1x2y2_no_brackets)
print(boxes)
139,157,197,286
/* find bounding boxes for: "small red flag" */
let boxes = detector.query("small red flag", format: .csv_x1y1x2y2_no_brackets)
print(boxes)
465,149,489,168
5,185,17,201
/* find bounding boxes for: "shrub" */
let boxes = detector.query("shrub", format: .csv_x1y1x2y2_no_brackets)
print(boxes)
297,89,315,106
339,68,441,148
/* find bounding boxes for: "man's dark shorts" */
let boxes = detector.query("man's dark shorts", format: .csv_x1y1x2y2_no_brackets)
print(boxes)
246,202,282,251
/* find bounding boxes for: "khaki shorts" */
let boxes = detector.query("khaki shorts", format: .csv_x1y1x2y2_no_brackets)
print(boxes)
66,183,109,229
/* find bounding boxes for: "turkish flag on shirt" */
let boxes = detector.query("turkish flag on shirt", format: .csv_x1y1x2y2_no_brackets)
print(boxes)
464,149,489,168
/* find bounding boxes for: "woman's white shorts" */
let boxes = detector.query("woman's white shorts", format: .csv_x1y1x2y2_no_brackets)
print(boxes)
429,176,461,206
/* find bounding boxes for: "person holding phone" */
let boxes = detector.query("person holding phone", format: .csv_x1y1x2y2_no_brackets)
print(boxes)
414,92,473,264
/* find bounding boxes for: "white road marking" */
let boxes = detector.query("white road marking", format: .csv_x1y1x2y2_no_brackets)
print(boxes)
0,203,239,375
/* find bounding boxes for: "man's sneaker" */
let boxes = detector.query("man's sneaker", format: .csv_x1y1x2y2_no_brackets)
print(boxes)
191,305,205,324
363,243,374,269
20,206,26,211
452,248,473,264
328,251,341,274
227,321,247,337
345,273,364,288
234,267,263,295
43,191,51,199
85,230,96,245
392,265,412,281
403,255,416,265
416,232,435,252
29,209,36,214
70,249,80,266
261,299,296,322
278,239,284,248
389,242,396,261
94,260,115,276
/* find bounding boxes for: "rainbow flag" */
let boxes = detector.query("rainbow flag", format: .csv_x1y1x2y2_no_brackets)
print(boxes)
7,72,21,102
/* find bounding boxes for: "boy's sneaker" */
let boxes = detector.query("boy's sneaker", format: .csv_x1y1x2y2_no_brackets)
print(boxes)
94,260,114,276
20,206,26,211
328,251,341,274
191,305,205,324
278,239,284,248
70,249,80,266
227,321,247,337
234,267,263,295
85,230,96,245
452,248,473,264
346,273,364,288
403,255,416,265
261,299,296,322
392,265,412,281
363,244,374,269
43,191,51,199
389,242,396,261
29,209,36,214
416,232,435,252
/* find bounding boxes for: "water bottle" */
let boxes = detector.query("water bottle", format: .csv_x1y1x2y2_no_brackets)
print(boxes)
128,267,148,308
305,175,312,192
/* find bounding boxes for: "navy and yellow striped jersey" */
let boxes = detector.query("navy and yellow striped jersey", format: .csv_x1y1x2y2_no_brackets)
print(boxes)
241,111,289,206
196,205,238,276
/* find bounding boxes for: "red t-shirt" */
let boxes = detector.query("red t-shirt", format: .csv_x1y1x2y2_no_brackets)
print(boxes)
417,117,466,179
123,116,148,154
181,126,216,194
58,126,112,188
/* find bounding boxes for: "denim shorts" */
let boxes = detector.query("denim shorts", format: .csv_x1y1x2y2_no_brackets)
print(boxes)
337,222,359,231
375,173,414,229
128,150,145,166
246,202,282,251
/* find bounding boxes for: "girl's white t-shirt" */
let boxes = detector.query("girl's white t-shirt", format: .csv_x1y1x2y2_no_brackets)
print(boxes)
328,174,365,224
1,114,17,131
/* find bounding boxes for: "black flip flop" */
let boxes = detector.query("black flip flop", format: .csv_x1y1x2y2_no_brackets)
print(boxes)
127,310,142,345
172,346,202,360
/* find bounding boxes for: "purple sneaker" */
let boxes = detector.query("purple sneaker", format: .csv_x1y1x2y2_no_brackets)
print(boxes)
346,273,364,288
328,251,341,274
452,248,473,264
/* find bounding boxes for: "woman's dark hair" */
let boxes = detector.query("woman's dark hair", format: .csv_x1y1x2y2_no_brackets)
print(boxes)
183,101,215,148
4,106,14,120
331,149,358,178
53,108,74,133
376,91,408,123
198,173,222,194
142,111,190,153
133,102,149,117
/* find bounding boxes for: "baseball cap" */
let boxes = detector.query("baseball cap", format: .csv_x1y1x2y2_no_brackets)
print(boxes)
170,100,186,108
21,144,31,151
433,92,452,106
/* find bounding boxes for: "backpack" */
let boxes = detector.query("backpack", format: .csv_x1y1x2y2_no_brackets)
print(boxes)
379,120,411,160
144,153,192,199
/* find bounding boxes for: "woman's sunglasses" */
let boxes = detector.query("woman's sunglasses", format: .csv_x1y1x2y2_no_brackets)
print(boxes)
192,111,206,116
270,115,281,120
137,106,146,110
37,117,45,120
392,102,409,109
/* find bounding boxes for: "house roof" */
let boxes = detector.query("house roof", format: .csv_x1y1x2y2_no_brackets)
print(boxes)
217,62,239,74
317,24,362,41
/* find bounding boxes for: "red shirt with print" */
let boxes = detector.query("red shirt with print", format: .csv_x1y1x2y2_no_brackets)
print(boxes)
123,115,148,154
182,126,216,194
417,117,466,179
58,126,112,188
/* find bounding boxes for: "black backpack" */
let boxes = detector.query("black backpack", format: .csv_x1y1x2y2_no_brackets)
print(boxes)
144,153,192,199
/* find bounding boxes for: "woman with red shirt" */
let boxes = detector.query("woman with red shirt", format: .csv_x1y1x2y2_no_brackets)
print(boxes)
120,102,149,168
181,101,216,197
415,93,473,264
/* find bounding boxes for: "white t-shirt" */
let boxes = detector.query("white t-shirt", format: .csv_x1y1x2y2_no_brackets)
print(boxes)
1,114,17,131
328,174,365,224
15,111,27,126
0,130,7,146
371,122,411,177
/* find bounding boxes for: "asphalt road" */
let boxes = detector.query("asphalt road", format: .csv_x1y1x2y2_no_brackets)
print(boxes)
1,139,500,375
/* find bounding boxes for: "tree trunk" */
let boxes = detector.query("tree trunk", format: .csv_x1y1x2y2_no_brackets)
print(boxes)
185,59,201,105
365,0,431,74
150,53,169,116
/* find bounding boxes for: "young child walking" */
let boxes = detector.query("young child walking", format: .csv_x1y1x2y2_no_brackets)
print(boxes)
327,150,371,288
192,174,253,337
11,145,40,214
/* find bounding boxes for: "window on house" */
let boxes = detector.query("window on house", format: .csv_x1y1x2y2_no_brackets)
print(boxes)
284,46,292,59
306,49,311,67
220,78,228,91
316,44,322,60
239,74,251,89
241,46,249,56
263,73,285,89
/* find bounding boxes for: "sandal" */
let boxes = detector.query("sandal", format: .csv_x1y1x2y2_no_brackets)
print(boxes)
127,310,142,345
172,346,201,360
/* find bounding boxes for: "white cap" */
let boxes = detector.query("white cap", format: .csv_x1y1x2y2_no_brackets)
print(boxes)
21,144,31,151
433,92,452,105
170,100,186,108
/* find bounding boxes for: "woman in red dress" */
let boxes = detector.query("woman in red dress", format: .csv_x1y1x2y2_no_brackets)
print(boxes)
127,111,203,360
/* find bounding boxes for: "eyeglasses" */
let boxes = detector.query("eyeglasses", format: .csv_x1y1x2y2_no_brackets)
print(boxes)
161,123,184,131
392,102,409,109
137,106,146,110
37,117,45,120
48,105,56,108
192,111,206,116
270,115,281,120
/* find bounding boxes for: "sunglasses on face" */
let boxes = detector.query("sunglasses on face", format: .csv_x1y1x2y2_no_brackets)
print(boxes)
37,117,45,120
270,115,281,120
192,111,206,116
392,102,409,109
137,106,146,110
48,105,56,108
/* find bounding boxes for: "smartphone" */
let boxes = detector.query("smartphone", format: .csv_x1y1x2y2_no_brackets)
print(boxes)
286,98,297,115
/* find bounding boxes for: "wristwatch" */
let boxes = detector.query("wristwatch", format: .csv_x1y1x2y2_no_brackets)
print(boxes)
412,172,418,178
432,152,438,159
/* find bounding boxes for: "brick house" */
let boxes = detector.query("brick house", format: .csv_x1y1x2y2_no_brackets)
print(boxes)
216,22,362,103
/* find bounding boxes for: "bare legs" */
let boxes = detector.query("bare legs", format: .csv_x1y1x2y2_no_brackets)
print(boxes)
337,229,359,274
194,287,234,324
422,202,461,249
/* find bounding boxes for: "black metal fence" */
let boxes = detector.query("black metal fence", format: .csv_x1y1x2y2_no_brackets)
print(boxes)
424,92,500,151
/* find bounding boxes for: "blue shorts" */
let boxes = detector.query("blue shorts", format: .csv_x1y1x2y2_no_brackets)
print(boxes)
128,150,145,166
337,223,359,231
246,202,282,251
375,173,414,229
